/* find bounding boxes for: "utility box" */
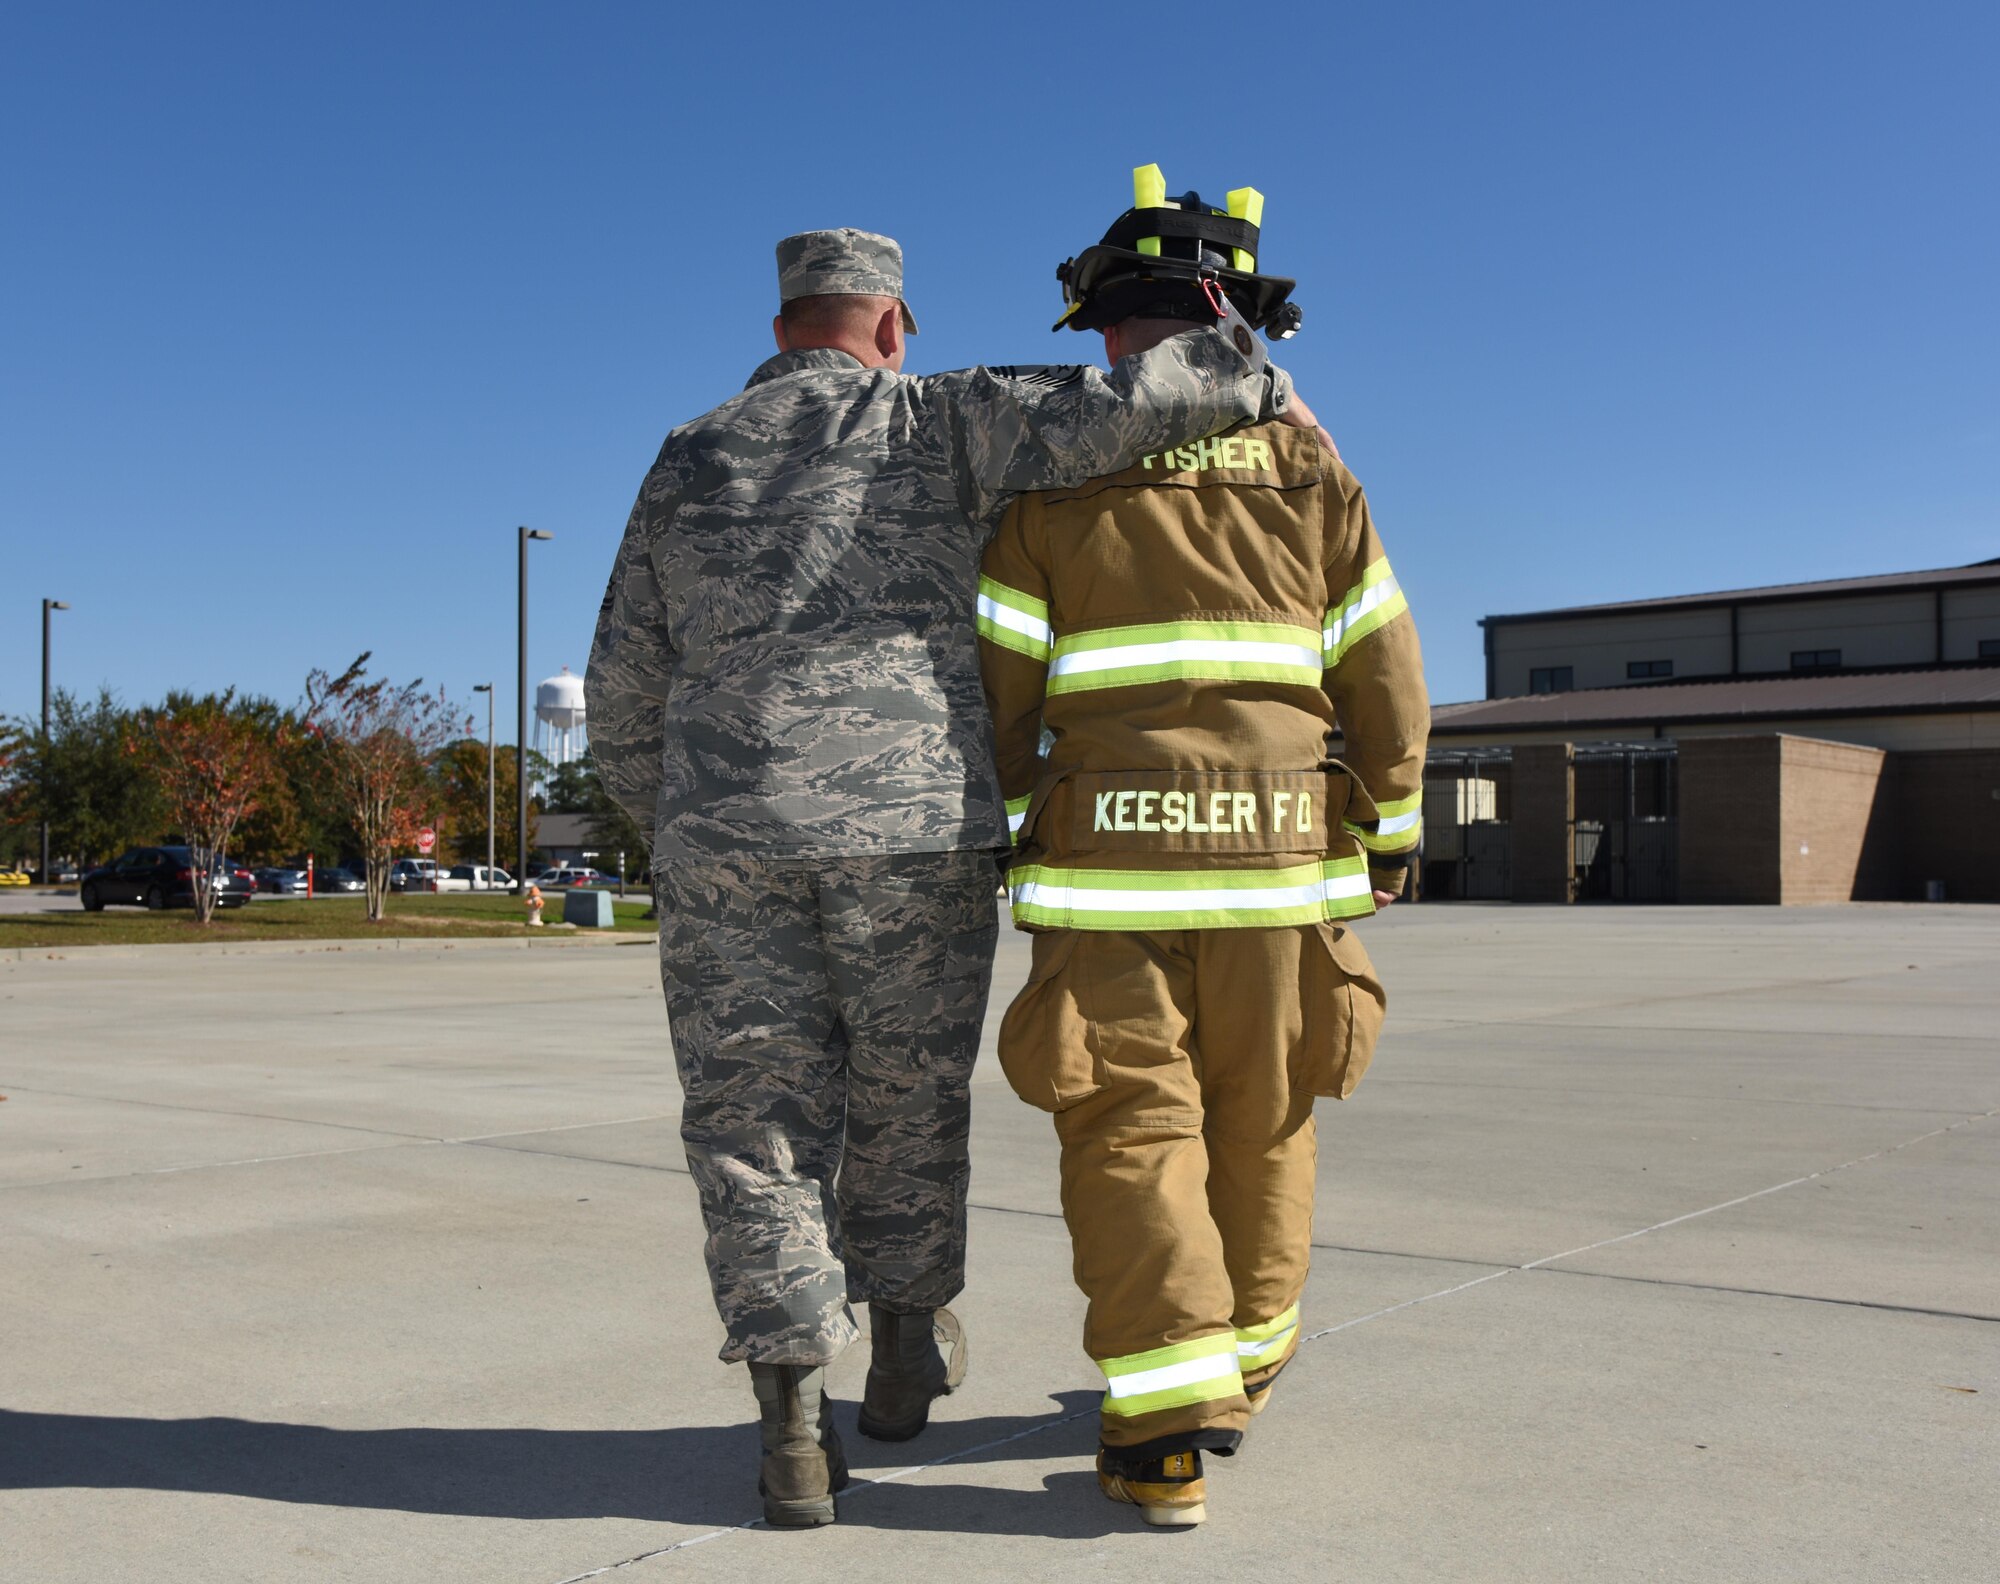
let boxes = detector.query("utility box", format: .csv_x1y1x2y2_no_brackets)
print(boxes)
563,888,615,929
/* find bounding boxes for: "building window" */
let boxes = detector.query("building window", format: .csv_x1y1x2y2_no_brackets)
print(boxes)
1529,666,1574,694
1980,638,2000,660
1626,659,1674,679
1791,649,1842,672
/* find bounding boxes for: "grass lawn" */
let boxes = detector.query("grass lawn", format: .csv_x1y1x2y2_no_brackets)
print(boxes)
0,891,659,949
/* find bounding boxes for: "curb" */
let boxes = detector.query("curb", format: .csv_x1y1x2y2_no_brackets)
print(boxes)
1,932,661,965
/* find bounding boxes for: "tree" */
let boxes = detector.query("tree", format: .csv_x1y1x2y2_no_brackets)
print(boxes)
0,720,34,870
305,655,469,921
431,739,542,873
2,688,162,870
129,692,283,924
216,695,314,865
545,750,648,884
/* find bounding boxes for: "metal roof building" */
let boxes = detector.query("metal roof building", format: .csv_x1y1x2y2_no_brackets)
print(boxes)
1475,558,2000,710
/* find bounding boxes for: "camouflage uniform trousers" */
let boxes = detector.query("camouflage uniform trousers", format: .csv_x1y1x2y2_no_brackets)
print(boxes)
656,849,999,1364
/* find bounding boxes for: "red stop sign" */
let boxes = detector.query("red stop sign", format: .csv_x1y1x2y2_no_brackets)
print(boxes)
417,828,436,854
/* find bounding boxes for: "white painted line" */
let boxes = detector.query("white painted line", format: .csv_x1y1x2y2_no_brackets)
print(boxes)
541,1101,1992,1580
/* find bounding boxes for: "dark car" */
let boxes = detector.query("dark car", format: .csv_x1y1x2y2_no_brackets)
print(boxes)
313,866,365,893
80,847,256,911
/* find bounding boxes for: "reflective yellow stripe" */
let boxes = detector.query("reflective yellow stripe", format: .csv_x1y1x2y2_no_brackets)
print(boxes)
1344,789,1423,854
1345,817,1423,854
1133,163,1167,258
1005,794,1031,845
1009,857,1375,931
1099,1330,1243,1418
1047,618,1324,697
1323,559,1409,668
976,575,1053,663
1235,1303,1300,1363
1226,186,1263,273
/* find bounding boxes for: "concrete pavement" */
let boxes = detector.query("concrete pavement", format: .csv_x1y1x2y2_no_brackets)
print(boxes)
1,906,1994,1582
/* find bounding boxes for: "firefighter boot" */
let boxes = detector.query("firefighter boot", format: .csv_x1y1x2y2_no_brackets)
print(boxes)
1097,1445,1207,1527
748,1363,847,1528
1246,1363,1287,1418
856,1304,967,1441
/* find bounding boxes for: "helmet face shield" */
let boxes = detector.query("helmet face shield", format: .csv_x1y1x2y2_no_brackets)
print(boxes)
1054,164,1302,338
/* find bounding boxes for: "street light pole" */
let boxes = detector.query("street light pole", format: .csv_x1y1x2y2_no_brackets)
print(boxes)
472,683,494,889
516,528,552,894
40,599,70,885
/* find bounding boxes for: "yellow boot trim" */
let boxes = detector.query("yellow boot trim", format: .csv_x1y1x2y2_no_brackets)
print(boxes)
1098,1449,1207,1527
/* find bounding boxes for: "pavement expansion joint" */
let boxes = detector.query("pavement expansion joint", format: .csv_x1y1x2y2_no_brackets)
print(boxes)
1368,1075,1994,1115
0,1078,444,1144
547,1102,1997,1580
1525,1265,2000,1325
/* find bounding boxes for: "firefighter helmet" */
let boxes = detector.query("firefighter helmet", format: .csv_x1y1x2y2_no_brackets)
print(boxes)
1054,163,1302,339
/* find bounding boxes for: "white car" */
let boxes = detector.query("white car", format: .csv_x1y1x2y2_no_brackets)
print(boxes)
388,858,441,891
436,864,514,891
532,866,609,889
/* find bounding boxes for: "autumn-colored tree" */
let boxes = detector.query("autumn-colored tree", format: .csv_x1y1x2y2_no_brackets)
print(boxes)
129,692,283,924
305,655,469,920
432,737,544,873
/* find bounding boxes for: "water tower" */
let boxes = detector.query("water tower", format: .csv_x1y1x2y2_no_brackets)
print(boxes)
535,667,588,768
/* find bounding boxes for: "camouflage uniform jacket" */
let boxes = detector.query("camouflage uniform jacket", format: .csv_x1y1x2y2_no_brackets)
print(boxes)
588,330,1290,858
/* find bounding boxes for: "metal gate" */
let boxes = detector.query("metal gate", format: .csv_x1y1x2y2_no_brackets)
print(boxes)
1419,749,1512,900
1574,746,1678,901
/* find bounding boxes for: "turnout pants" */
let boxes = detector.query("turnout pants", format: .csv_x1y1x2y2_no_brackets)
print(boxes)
656,851,999,1366
998,921,1384,1454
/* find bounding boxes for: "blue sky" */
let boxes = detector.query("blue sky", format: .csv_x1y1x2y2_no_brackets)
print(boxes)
5,1,1995,732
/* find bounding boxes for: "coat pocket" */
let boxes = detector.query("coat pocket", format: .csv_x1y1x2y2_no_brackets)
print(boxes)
1295,922,1388,1100
997,931,1099,1112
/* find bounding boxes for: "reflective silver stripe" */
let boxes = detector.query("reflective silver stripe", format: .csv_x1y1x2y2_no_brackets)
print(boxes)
1104,1349,1240,1401
1008,860,1376,930
1323,560,1408,667
977,593,1053,651
1237,1322,1297,1360
1049,636,1322,681
1013,872,1367,917
1323,575,1400,649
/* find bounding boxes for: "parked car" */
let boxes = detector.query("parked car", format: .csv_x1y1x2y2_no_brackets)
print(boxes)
79,847,256,911
531,866,608,888
437,864,513,891
313,866,365,893
388,858,441,892
255,867,310,894
0,869,29,887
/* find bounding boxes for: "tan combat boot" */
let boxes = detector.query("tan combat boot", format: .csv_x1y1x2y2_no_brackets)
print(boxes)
748,1363,848,1528
1096,1445,1208,1527
855,1305,967,1442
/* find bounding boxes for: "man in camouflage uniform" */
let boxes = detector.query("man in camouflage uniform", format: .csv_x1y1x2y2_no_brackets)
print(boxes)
586,227,1298,1527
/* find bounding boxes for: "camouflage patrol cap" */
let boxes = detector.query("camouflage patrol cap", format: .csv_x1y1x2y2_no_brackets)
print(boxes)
776,228,919,333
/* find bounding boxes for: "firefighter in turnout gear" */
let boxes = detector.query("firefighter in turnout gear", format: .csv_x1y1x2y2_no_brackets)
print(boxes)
978,167,1430,1527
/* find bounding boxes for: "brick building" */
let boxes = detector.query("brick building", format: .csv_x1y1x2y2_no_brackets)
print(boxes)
1372,560,2000,904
